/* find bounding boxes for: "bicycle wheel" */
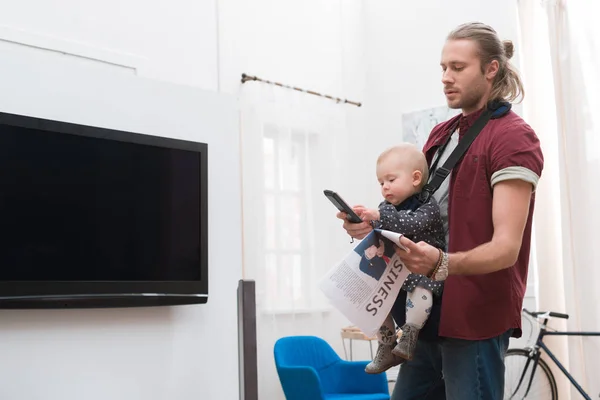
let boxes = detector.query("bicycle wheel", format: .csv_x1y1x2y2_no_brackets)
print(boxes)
504,348,558,399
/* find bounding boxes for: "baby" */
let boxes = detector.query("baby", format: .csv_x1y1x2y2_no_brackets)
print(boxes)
357,143,446,374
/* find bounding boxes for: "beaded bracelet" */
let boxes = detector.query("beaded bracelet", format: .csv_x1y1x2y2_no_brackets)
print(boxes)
428,248,444,279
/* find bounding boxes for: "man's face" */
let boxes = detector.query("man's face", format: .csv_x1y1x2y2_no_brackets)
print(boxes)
440,39,494,114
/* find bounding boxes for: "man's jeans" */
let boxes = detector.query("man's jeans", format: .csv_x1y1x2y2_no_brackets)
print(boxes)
391,330,512,400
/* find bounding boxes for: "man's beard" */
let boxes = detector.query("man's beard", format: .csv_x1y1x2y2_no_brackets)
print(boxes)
460,88,485,110
447,78,487,111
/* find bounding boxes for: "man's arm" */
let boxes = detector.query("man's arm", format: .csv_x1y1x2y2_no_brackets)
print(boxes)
396,179,533,276
446,123,543,275
448,179,532,275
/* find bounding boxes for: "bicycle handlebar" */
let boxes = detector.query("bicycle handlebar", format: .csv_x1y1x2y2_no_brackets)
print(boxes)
523,308,569,320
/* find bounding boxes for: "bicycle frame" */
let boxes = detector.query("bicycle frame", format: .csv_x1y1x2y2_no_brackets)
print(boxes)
515,316,600,400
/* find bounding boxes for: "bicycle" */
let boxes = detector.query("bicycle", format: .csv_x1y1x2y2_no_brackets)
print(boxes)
504,308,600,399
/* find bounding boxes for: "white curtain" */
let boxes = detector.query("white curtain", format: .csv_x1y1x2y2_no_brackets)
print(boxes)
518,0,600,398
239,82,361,399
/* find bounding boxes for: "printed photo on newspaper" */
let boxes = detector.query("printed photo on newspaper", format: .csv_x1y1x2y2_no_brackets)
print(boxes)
318,229,410,337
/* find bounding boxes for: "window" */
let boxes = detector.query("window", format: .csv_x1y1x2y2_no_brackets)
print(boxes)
261,123,319,312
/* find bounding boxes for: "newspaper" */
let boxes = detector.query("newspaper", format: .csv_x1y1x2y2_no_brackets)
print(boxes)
318,229,410,337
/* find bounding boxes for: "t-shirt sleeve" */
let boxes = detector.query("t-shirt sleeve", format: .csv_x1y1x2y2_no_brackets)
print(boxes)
489,121,544,190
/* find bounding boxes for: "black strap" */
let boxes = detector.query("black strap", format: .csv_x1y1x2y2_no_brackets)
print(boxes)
419,108,494,203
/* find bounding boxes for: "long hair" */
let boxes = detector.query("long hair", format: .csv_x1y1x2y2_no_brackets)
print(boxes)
447,22,524,103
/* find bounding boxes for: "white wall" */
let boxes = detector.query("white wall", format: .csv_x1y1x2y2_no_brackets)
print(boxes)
218,0,350,96
0,0,219,89
0,48,241,400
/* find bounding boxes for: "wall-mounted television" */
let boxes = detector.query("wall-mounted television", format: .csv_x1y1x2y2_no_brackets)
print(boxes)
0,112,208,309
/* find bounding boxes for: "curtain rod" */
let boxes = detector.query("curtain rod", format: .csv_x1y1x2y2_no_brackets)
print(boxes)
240,73,362,107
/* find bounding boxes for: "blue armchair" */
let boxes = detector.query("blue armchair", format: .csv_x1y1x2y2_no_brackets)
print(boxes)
274,335,390,400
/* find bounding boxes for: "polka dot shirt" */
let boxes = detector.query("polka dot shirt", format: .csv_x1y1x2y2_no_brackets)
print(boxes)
372,195,446,297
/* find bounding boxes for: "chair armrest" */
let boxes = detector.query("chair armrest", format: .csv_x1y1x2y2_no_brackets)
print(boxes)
335,360,389,394
276,366,325,400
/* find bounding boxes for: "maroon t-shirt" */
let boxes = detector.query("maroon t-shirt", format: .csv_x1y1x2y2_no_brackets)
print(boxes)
423,107,544,340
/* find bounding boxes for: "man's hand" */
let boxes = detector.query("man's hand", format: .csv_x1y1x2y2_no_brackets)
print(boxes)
395,236,439,276
337,205,373,240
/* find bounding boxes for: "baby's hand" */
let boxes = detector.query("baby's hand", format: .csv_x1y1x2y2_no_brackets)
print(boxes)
360,208,380,222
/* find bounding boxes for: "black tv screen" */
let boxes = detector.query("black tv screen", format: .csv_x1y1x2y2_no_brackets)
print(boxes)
0,112,208,308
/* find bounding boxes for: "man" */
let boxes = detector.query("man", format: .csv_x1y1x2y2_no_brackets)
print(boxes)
338,22,544,399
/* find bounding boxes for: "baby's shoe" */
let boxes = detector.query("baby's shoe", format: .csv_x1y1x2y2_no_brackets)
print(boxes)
392,323,420,361
365,343,404,374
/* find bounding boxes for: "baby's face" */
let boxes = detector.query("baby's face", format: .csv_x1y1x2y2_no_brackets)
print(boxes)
376,157,419,206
